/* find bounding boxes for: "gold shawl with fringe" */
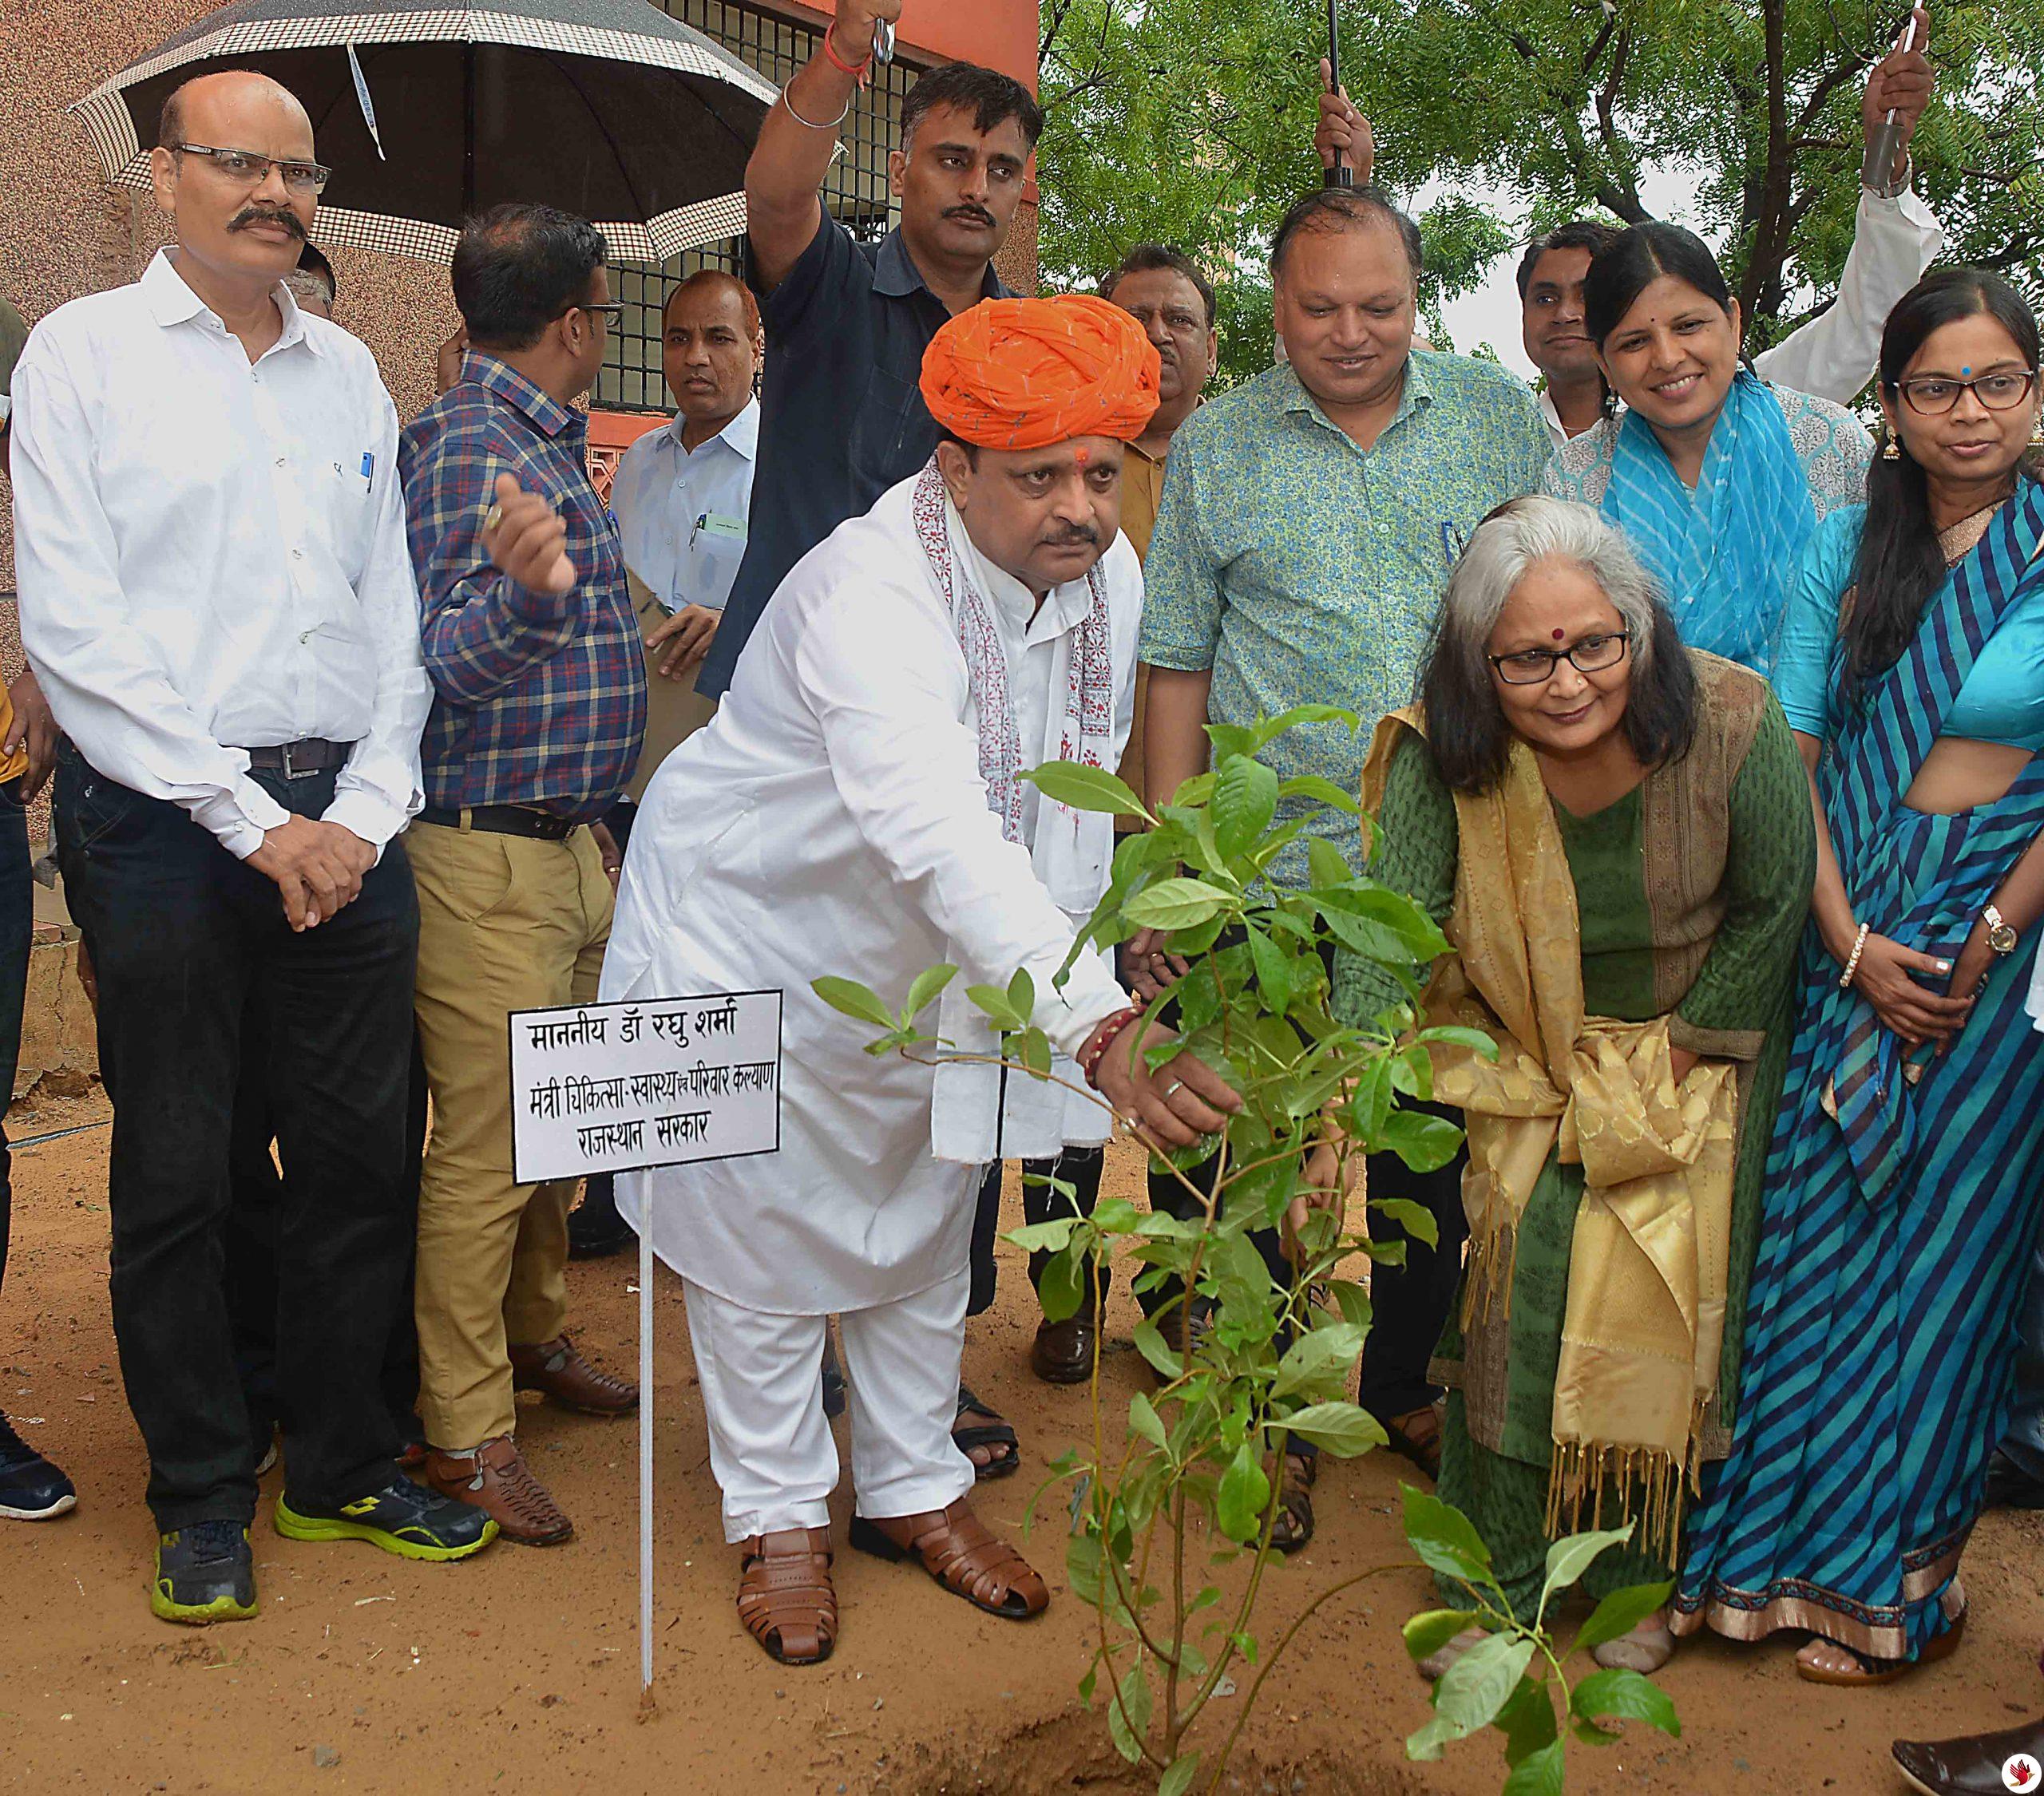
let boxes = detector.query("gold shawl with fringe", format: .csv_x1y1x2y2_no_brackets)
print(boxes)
1361,711,1737,1560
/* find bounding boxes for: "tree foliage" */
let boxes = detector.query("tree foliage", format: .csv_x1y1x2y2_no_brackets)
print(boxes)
1038,0,2044,383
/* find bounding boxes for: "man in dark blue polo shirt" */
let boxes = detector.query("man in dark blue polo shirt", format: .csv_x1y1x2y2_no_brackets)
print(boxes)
695,7,1040,702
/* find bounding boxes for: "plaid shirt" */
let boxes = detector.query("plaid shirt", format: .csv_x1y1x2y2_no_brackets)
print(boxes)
398,354,645,821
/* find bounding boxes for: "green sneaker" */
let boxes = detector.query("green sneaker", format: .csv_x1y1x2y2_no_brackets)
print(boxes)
151,1520,259,1624
274,1478,497,1561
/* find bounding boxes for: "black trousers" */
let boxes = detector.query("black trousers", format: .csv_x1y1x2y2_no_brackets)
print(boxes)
0,782,32,1301
56,748,418,1528
967,1145,1107,1317
225,1027,428,1448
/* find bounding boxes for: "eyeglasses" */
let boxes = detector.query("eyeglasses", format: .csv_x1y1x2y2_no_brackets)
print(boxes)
172,144,331,194
1893,369,2038,416
1488,630,1630,685
561,302,625,326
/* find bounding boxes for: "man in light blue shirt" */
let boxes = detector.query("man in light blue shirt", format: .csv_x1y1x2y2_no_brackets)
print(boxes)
610,270,763,670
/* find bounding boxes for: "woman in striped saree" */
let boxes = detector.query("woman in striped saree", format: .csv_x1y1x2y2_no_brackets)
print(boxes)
1675,268,2044,1685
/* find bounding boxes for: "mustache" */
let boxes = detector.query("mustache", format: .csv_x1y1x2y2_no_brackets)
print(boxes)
1041,524,1100,548
943,204,995,228
229,204,307,241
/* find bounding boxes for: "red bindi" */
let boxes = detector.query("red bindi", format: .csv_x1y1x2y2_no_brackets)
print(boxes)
1073,446,1091,467
1551,629,1566,641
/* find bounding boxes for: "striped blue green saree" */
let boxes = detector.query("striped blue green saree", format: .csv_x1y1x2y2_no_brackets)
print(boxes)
1674,480,2044,1661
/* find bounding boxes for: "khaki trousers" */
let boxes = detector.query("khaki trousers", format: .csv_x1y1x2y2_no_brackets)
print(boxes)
407,817,612,1448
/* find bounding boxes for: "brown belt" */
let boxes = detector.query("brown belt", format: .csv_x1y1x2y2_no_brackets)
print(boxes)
239,738,353,779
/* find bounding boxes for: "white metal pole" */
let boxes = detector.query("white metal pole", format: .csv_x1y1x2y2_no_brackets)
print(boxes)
640,1193,655,1692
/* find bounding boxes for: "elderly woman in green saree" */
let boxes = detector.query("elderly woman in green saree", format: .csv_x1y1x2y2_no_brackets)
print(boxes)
1333,495,1815,1675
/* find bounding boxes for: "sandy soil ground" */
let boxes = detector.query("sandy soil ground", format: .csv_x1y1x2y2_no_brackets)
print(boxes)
3,1088,2041,1796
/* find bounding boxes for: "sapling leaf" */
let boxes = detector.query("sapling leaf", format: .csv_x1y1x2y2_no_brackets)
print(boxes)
1040,1247,1085,1324
1499,1739,1565,1795
1402,1484,1499,1590
1158,1753,1202,1796
810,975,896,1029
1215,1442,1270,1542
1124,877,1231,932
1570,1667,1680,1737
1279,1401,1387,1458
1572,1580,1675,1653
902,963,957,1019
1538,1524,1638,1620
1213,754,1280,858
1022,760,1151,817
1370,1195,1441,1249
1402,1608,1481,1661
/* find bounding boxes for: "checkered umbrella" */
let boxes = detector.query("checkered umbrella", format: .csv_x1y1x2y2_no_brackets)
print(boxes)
72,0,778,263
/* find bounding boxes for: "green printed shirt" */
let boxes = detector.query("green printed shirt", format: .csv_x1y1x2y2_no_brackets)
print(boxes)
1139,352,1551,888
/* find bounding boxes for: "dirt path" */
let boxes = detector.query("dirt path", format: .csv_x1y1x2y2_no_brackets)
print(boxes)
2,1093,2039,1794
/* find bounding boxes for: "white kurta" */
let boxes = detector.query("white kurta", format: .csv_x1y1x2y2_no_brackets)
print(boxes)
602,472,1140,1315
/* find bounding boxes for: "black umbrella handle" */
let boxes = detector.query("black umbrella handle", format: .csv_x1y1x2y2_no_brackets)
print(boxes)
1324,0,1352,188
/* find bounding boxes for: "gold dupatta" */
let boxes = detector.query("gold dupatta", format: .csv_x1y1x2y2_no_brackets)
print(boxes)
1360,713,1738,1558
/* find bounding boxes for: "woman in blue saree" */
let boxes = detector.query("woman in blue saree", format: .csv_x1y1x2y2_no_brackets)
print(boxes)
1544,223,1872,680
1674,268,2044,1685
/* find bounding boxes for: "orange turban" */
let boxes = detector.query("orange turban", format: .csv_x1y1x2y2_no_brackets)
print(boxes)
920,295,1162,452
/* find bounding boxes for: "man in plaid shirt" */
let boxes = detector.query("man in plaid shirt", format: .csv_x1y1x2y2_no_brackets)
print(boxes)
398,204,645,1547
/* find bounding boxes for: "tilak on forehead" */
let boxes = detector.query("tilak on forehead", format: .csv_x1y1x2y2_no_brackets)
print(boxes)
920,295,1161,451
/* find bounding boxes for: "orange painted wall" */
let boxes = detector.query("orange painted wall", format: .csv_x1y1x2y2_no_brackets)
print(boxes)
782,1,1040,89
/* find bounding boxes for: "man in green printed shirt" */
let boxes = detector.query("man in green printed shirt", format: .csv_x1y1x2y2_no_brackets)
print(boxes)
1135,185,1551,1517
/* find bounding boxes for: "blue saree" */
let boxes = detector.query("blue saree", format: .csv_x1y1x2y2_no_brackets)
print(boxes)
1674,479,2044,1660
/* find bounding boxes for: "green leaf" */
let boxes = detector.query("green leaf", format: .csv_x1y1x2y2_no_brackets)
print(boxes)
1573,1580,1677,1654
902,963,958,1019
1539,1525,1638,1615
1123,876,1233,932
1500,1739,1565,1796
1007,966,1036,1019
1369,1195,1441,1250
1377,1110,1464,1174
1215,1442,1270,1542
1158,1753,1201,1796
1212,754,1280,857
1127,1391,1168,1451
1203,722,1257,760
1318,905,1413,964
1570,1667,1681,1738
810,975,896,1030
1066,1533,1103,1606
1245,922,1294,1015
1278,1402,1387,1458
1401,1484,1497,1589
1108,1655,1154,1764
1278,773,1362,814
1004,1219,1079,1253
1131,1317,1183,1381
1326,1278,1373,1330
1019,1027,1054,1078
1305,836,1355,892
1040,1246,1085,1324
1254,702,1359,744
1271,1323,1366,1400
1495,1675,1560,1764
1402,1608,1481,1663
1021,760,1151,817
965,983,1026,1030
1416,1023,1500,1058
1432,1631,1538,1741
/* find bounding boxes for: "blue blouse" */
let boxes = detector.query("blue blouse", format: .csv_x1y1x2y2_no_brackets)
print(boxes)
1771,504,2044,751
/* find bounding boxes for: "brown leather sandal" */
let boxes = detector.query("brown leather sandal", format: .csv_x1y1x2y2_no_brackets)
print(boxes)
849,1497,1048,1620
735,1527,837,1665
1382,1404,1444,1483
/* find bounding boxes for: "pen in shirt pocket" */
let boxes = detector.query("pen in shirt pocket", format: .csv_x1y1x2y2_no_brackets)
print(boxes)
1439,519,1467,566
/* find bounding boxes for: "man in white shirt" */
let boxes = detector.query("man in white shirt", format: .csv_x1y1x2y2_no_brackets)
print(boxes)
601,296,1236,1665
10,71,495,1624
572,271,763,1264
1522,18,1940,445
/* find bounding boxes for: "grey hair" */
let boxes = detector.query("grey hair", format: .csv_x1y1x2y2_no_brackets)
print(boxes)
1419,495,1697,792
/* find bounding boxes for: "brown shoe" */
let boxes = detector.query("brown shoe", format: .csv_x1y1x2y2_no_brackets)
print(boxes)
509,1335,638,1416
1030,1305,1099,1384
736,1528,837,1666
426,1438,574,1547
849,1497,1048,1620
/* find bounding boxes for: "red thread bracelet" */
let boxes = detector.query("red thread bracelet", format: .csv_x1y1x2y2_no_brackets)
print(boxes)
1079,1006,1145,1089
822,26,873,82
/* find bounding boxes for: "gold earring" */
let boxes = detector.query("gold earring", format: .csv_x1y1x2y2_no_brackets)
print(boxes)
1881,436,1901,461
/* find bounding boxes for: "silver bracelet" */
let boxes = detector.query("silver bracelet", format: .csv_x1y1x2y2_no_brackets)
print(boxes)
1839,920,1872,989
778,83,850,133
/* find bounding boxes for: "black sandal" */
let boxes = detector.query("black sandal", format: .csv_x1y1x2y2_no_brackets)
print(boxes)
953,1384,1020,1482
1270,1450,1317,1553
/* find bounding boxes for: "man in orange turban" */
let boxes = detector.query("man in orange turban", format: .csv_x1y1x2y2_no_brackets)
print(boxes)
600,289,1234,1667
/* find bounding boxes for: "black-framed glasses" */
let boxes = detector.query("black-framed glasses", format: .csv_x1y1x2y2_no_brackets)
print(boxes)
1488,630,1630,685
172,143,330,193
561,302,626,326
1894,369,2038,416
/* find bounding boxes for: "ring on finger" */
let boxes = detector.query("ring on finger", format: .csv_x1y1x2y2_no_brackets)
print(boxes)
1161,1078,1184,1098
482,501,505,536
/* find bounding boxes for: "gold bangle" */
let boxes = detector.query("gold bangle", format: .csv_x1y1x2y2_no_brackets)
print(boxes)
1839,920,1872,989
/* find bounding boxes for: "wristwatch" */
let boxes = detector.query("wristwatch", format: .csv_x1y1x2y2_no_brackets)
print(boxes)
1984,903,2019,955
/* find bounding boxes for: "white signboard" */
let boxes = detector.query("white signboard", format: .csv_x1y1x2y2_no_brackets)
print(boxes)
508,991,782,1185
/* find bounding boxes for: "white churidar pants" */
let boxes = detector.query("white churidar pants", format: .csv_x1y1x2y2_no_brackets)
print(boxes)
683,1266,977,1543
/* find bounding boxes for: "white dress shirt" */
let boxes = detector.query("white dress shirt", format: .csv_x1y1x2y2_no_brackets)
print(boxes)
609,398,759,614
10,250,431,856
1539,184,1945,448
601,470,1139,1314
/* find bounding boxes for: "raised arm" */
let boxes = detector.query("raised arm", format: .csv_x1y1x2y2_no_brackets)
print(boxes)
746,0,904,292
